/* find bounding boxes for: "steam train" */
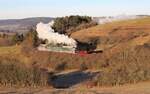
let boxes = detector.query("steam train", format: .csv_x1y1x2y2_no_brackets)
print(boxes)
38,39,103,54
75,40,103,54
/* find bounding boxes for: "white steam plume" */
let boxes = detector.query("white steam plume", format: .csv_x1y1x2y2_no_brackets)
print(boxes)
36,21,77,48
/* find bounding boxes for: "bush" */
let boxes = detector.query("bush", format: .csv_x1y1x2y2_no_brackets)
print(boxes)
21,28,39,55
54,62,67,71
11,33,24,45
80,63,88,71
22,28,39,48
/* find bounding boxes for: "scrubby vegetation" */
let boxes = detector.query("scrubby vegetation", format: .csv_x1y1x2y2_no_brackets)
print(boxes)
11,33,24,44
0,57,50,87
95,44,150,86
0,33,14,46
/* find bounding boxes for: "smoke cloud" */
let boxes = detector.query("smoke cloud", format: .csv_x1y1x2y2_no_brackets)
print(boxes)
36,21,77,48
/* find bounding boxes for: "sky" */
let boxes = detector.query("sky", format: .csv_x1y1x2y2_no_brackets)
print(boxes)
0,0,150,19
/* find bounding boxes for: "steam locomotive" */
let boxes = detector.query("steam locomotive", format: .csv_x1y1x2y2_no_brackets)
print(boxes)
75,40,103,54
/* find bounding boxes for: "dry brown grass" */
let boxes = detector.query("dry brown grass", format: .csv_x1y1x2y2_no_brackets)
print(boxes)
0,38,13,46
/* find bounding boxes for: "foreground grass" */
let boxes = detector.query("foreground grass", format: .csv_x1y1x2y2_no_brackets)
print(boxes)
0,45,31,64
0,59,49,87
0,81,150,94
0,45,20,55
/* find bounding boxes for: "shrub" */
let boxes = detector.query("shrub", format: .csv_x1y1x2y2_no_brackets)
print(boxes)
22,28,39,48
80,63,88,71
21,28,39,55
11,33,24,44
54,62,67,71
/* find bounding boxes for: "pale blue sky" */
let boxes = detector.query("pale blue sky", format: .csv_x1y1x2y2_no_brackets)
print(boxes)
0,0,150,19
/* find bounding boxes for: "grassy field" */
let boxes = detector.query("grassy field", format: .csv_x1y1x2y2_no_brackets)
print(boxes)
0,45,31,65
0,45,20,54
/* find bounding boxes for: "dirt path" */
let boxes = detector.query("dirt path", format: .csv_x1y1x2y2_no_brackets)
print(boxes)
1,81,150,94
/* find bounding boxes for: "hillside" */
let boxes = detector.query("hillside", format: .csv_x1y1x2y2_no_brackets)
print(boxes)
0,17,53,33
71,17,150,51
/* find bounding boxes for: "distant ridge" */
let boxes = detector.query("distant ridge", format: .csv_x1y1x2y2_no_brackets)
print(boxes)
93,15,150,24
0,17,54,33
